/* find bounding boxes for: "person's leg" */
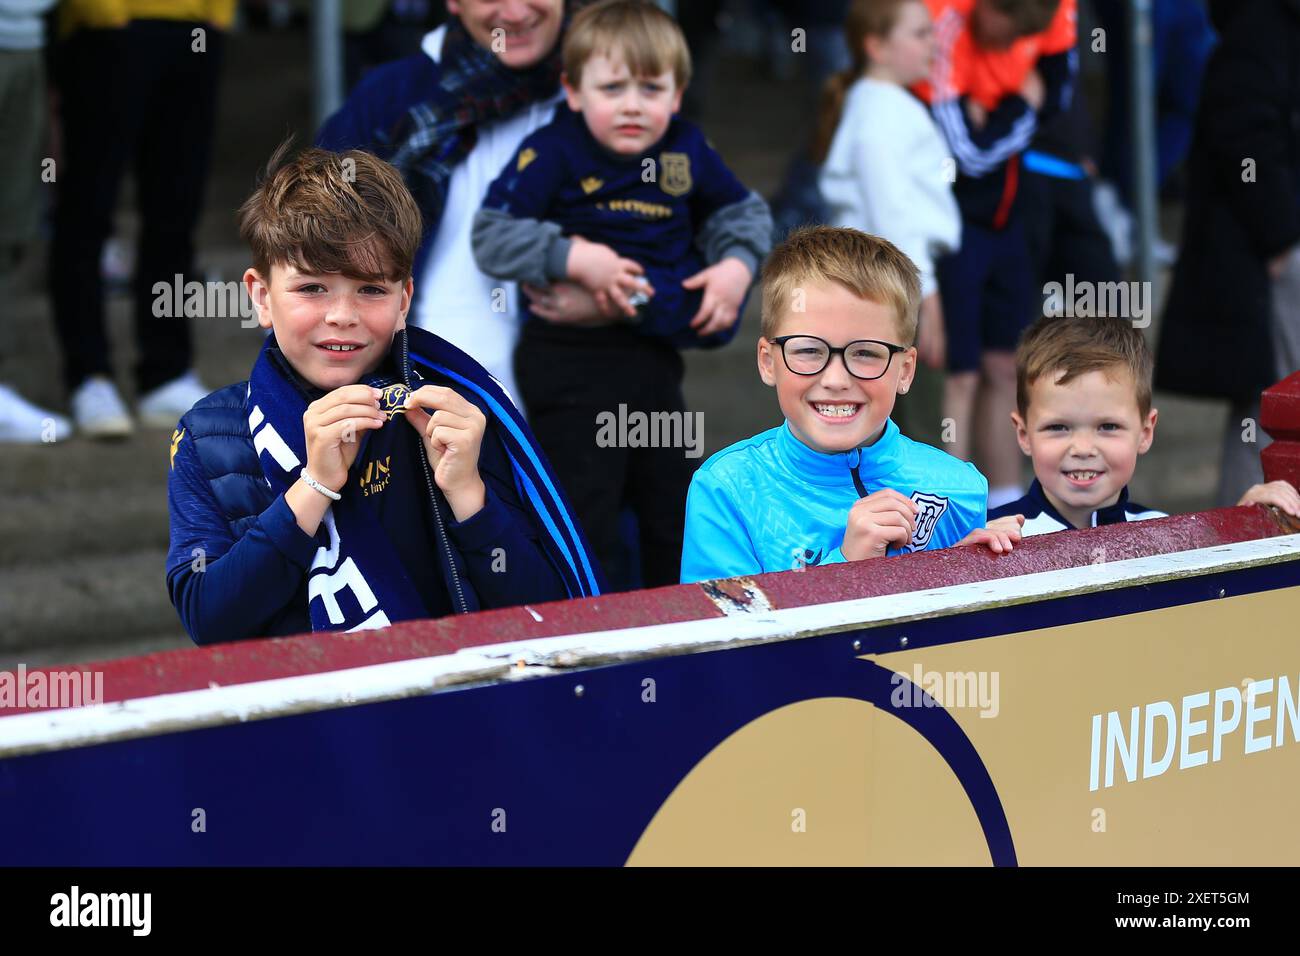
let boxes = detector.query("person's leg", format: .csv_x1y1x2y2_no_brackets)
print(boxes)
623,340,697,588
132,20,224,394
1215,244,1300,503
937,222,989,461
975,350,1022,498
1217,399,1266,507
48,27,144,392
515,326,635,591
1052,177,1123,286
1271,246,1300,380
976,216,1036,502
1019,170,1054,300
0,48,72,442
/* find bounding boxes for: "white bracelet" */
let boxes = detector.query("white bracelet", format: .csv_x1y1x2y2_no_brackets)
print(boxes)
299,468,342,501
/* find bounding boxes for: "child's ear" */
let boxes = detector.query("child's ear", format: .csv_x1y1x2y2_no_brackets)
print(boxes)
1011,409,1033,456
1137,407,1158,455
561,72,582,111
895,346,917,395
244,267,272,331
864,33,886,66
757,337,777,387
397,276,414,329
670,84,684,115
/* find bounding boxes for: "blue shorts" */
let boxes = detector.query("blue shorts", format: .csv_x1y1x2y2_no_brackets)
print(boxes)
937,216,1035,373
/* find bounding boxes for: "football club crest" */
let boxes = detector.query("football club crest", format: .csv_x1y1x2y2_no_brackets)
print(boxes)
365,374,412,421
580,176,604,195
659,151,692,196
904,491,949,553
378,383,410,420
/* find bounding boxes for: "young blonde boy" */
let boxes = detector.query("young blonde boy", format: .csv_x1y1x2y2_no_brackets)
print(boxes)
681,226,1018,584
165,145,599,645
989,314,1300,533
471,0,771,590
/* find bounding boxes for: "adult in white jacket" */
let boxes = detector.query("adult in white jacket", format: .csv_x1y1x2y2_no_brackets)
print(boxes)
817,0,959,369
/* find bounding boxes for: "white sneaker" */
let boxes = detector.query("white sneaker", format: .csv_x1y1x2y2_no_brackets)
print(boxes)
0,384,73,444
137,370,209,429
72,375,135,439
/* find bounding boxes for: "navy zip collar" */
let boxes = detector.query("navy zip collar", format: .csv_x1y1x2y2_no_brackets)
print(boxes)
1023,478,1133,529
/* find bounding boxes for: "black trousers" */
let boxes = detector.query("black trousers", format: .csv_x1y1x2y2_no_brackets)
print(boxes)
515,323,699,593
1020,169,1121,304
49,20,223,393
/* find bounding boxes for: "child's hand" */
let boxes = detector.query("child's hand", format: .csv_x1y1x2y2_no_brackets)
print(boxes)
683,256,752,337
1237,480,1300,517
565,236,650,317
522,281,621,326
1020,70,1045,111
302,384,388,492
841,490,919,560
917,292,946,369
956,514,1024,554
404,385,487,521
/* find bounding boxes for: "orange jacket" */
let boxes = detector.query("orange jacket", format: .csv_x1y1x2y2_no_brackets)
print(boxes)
915,0,1077,110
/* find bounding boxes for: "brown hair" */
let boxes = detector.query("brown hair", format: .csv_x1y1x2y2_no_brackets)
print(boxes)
563,0,691,89
985,0,1062,36
760,225,921,343
237,138,423,283
810,0,916,164
1015,315,1154,419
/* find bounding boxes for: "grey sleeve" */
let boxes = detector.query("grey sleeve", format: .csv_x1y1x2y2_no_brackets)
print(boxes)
695,190,774,276
470,207,572,286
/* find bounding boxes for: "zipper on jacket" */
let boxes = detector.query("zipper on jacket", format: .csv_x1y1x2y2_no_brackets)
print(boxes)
401,331,470,615
847,448,869,498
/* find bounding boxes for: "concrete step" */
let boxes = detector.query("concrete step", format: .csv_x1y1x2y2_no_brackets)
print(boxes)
0,483,169,567
0,548,185,655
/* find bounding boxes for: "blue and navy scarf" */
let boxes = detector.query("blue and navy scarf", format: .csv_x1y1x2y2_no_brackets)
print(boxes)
380,16,565,240
246,325,601,633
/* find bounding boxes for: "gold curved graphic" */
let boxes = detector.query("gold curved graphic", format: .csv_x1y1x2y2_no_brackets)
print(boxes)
627,697,991,866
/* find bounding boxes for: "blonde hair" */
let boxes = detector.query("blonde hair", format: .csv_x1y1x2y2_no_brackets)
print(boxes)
760,225,921,343
1015,315,1154,418
563,0,692,88
237,138,423,282
811,0,917,164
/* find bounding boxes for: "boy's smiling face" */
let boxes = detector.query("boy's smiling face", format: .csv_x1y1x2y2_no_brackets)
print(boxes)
563,51,682,156
758,280,916,454
1011,366,1158,528
245,262,413,392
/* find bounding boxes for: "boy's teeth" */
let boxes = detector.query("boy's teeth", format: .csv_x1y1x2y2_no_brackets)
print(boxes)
323,344,358,351
814,403,858,418
1068,470,1099,480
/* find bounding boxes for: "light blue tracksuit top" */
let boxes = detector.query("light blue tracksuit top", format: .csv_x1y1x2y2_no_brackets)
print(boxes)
680,418,989,583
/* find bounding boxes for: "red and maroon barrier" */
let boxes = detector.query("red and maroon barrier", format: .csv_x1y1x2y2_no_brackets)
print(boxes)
3,376,1300,717
1263,369,1300,490
0,503,1292,717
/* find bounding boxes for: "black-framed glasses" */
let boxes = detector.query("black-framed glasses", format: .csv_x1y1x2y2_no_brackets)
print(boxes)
770,335,908,381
